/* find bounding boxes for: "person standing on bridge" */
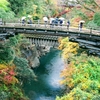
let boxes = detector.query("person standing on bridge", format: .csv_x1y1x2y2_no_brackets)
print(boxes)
43,16,48,27
21,17,26,26
66,20,70,30
79,20,85,31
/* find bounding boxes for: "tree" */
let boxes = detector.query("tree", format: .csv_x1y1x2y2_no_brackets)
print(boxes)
65,0,100,13
8,0,34,16
43,0,60,17
63,0,100,27
0,0,15,19
93,12,100,26
57,37,100,100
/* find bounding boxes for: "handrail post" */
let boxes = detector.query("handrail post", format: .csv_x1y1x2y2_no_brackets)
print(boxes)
38,20,40,26
4,21,6,25
90,28,92,34
45,21,47,28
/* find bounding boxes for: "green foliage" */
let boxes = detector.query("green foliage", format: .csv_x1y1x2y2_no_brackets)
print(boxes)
92,95,100,100
0,0,15,20
0,0,10,11
6,37,18,47
8,0,33,15
0,85,9,99
0,46,15,64
8,0,45,18
87,20,99,29
56,87,93,100
14,56,28,68
0,36,20,63
0,84,29,100
57,38,100,100
8,0,58,19
77,11,88,20
0,8,15,20
57,54,100,100
93,12,100,26
13,56,36,79
32,0,46,20
0,35,36,99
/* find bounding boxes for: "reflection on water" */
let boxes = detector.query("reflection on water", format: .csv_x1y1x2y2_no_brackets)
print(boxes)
23,49,65,100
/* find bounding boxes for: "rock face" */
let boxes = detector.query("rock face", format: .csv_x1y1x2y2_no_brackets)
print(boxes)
19,39,52,68
28,44,40,68
0,37,52,68
20,40,40,68
36,45,51,56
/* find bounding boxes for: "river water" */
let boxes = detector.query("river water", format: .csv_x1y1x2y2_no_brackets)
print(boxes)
23,49,65,100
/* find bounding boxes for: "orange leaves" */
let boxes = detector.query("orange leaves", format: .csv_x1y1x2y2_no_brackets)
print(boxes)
60,62,76,88
0,64,18,84
61,62,75,77
74,17,82,22
3,75,18,84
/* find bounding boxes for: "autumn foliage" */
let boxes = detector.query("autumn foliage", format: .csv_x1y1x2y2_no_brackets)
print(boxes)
0,64,18,84
58,37,79,59
56,37,100,100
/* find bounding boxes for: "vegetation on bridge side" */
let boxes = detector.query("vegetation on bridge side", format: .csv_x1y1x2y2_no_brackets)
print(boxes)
0,34,38,100
56,37,100,100
0,0,58,20
0,0,14,20
1,0,100,29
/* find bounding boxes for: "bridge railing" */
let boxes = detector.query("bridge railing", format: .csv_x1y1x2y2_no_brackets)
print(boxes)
1,20,100,35
0,18,87,27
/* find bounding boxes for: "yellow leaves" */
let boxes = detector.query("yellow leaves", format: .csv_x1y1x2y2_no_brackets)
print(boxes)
98,84,100,88
58,44,64,50
0,64,8,70
81,84,88,90
69,97,74,100
68,82,74,88
11,77,19,84
33,4,37,10
84,73,89,78
61,37,69,43
60,79,67,85
58,37,79,59
62,53,69,59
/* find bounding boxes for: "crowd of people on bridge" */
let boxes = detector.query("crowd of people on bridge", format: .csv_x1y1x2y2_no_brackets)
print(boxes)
42,16,85,31
21,16,84,31
43,16,71,29
43,16,64,26
22,18,33,26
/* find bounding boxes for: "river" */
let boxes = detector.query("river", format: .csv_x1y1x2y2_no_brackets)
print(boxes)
23,49,65,100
